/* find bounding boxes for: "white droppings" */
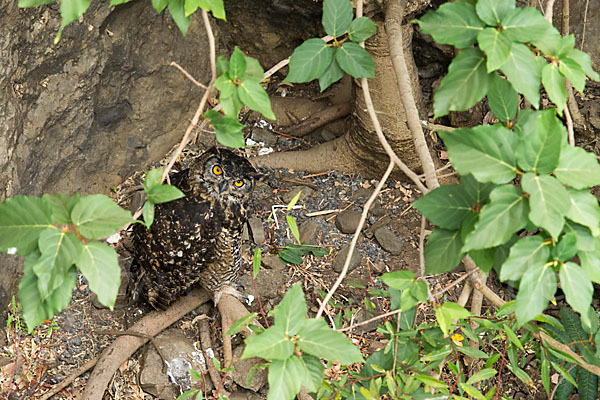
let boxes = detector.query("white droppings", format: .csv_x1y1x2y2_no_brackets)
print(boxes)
258,147,274,155
106,233,121,244
177,250,183,257
246,295,254,306
7,247,17,255
206,348,215,358
246,138,258,146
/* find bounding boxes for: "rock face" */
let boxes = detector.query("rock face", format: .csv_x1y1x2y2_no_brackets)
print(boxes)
0,0,211,319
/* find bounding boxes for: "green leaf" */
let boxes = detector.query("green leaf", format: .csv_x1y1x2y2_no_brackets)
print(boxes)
206,0,225,20
554,143,600,189
565,189,600,237
147,184,185,204
71,194,132,239
579,247,600,284
143,168,163,191
503,323,524,351
501,43,542,108
550,361,578,388
220,90,243,118
541,358,550,396
18,0,55,7
286,190,302,210
553,232,577,262
242,323,293,360
168,0,191,36
244,56,264,82
176,389,200,400
348,17,376,42
238,80,275,120
214,75,236,99
416,2,484,48
501,7,555,43
110,0,134,4
77,242,121,310
286,216,301,244
459,383,487,400
318,57,344,92
463,185,529,251
152,0,169,13
19,253,49,332
559,57,587,94
278,248,303,265
521,173,570,239
297,318,363,364
184,0,225,19
461,174,495,205
0,195,54,256
226,313,258,336
286,39,336,83
542,63,567,113
43,193,80,225
475,0,515,25
252,247,261,279
381,270,415,291
560,262,593,328
413,185,473,230
267,356,306,400
499,235,549,282
273,283,307,336
60,0,91,28
532,30,569,57
424,229,464,274
335,42,374,79
229,47,247,80
514,109,564,174
322,0,353,37
216,56,229,76
204,110,245,148
33,229,82,300
143,201,155,227
302,354,325,392
433,48,490,118
441,124,518,184
515,262,556,325
477,28,512,72
563,48,600,81
456,346,489,359
45,265,77,316
487,74,518,123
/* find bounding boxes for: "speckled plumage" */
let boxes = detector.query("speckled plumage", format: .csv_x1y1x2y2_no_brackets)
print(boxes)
131,147,257,310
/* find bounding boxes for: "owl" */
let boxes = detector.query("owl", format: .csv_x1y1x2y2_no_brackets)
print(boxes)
130,146,258,310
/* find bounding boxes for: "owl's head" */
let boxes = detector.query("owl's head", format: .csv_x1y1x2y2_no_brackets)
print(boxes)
191,147,258,202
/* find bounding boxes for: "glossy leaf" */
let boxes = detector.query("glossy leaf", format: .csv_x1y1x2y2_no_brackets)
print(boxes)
77,242,121,309
71,194,132,239
229,47,247,80
214,75,235,99
522,173,570,239
559,57,587,93
204,110,245,148
297,318,363,364
220,90,243,117
348,17,376,42
463,185,529,251
60,0,91,28
286,39,335,83
501,7,554,43
381,270,415,291
515,262,556,325
318,57,344,92
487,74,518,122
168,0,191,36
563,48,600,81
475,0,515,26
499,235,549,282
147,184,185,204
267,356,307,400
335,42,374,78
19,254,49,331
433,48,490,118
43,193,80,225
242,323,294,360
560,262,594,328
0,195,54,255
554,142,600,189
424,229,464,274
238,80,276,120
273,283,307,336
226,312,258,336
565,189,600,237
244,56,265,82
579,247,600,284
440,124,518,184
553,232,577,262
477,28,512,72
501,43,541,107
322,0,353,37
184,0,225,19
152,0,169,13
541,63,566,113
413,184,473,230
514,109,564,174
461,174,495,205
416,1,484,49
302,354,325,392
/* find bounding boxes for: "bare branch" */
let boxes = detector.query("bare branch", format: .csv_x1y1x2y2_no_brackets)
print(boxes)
170,62,208,89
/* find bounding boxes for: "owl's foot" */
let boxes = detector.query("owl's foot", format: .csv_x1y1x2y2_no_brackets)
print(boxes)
216,288,259,371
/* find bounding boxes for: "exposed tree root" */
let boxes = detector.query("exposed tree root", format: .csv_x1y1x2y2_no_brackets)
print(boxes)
288,102,351,137
81,288,211,400
199,318,230,397
39,357,98,400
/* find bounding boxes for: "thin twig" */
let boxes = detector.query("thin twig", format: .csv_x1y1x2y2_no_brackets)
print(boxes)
580,0,589,50
38,358,98,400
316,160,394,319
564,101,575,145
263,35,334,80
418,216,426,277
543,0,556,22
538,331,600,376
431,269,478,299
549,364,576,399
337,308,402,332
170,62,208,89
561,0,569,35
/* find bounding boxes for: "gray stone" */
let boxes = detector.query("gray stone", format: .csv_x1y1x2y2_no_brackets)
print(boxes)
251,127,277,146
333,244,362,273
353,308,380,334
299,219,321,244
140,329,211,398
282,186,313,204
335,210,363,234
374,227,403,255
232,345,268,392
320,128,336,141
248,217,265,245
239,267,287,301
369,201,386,217
261,254,286,271
351,187,374,203
229,391,265,400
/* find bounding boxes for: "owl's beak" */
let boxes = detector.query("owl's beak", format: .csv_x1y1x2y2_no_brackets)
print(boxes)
219,182,228,193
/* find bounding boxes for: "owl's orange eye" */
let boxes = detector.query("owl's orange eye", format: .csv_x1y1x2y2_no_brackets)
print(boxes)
234,180,244,187
212,165,223,175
